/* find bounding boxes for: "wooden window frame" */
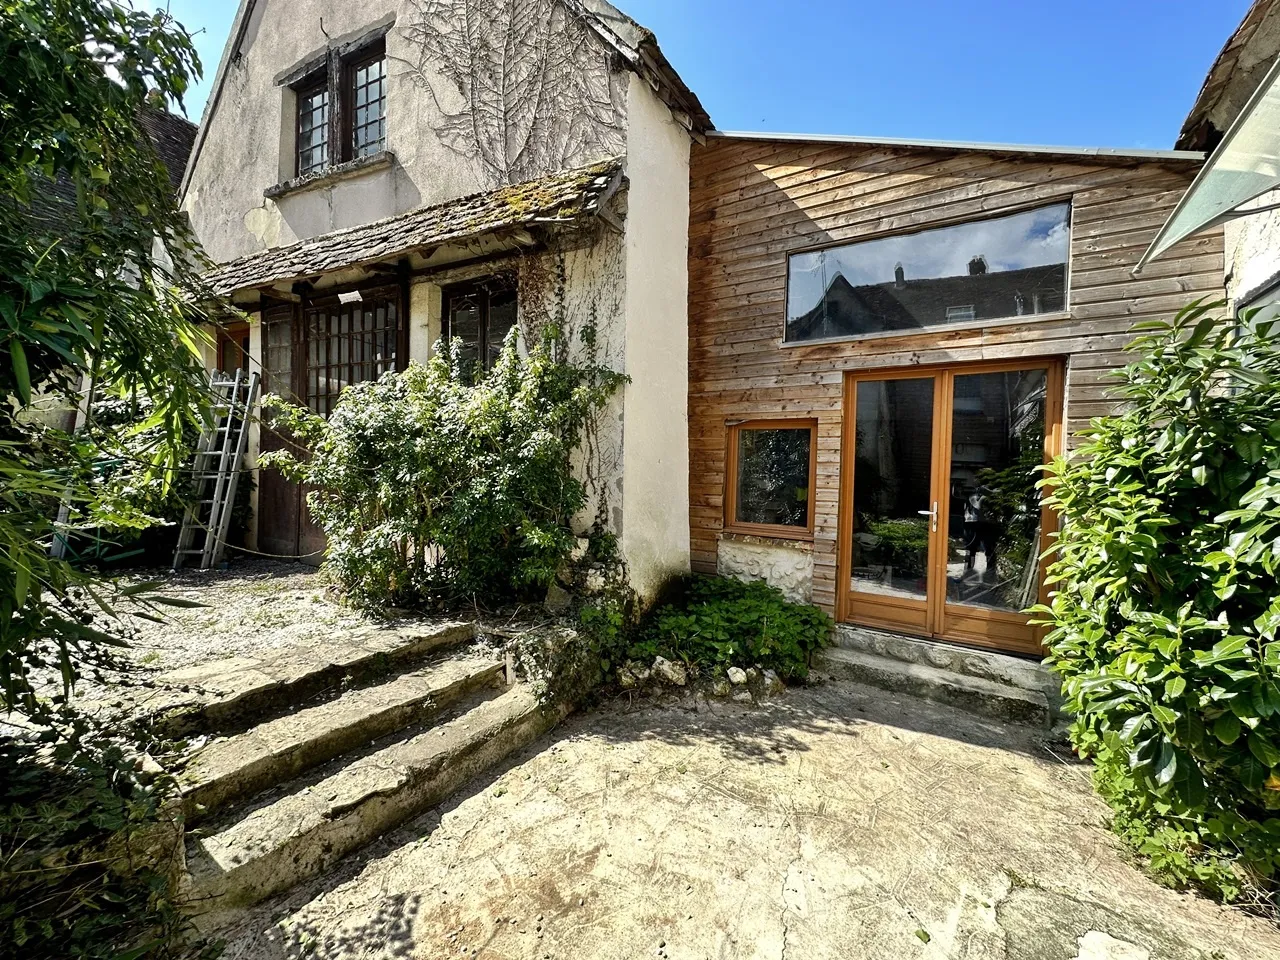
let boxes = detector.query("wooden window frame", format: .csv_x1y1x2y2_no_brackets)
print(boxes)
441,276,518,375
295,78,330,177
723,418,819,542
294,39,387,178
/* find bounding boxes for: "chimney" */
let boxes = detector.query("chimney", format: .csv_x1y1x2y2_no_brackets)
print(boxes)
968,255,988,276
894,262,905,288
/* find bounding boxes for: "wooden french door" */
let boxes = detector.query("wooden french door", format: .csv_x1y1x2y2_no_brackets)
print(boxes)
838,360,1064,656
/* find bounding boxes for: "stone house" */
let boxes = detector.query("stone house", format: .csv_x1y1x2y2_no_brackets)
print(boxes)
184,0,1231,660
184,0,706,598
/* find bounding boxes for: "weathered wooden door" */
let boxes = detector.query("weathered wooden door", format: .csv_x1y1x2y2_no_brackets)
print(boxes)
257,302,312,560
256,287,406,562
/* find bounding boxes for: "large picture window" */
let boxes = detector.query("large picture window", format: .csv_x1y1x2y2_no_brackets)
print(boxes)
725,420,817,538
786,203,1071,342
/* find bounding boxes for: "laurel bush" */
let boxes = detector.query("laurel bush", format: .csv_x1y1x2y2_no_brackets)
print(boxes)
1036,301,1280,905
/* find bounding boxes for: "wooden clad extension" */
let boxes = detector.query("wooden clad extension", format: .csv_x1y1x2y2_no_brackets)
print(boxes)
687,136,1225,618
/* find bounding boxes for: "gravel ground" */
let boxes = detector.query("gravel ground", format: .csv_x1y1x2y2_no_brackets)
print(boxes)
118,561,383,676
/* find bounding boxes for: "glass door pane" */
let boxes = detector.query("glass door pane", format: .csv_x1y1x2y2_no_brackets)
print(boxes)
850,377,936,602
944,368,1047,614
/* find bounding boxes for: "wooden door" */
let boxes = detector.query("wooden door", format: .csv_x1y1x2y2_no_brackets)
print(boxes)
839,360,1063,656
257,302,306,560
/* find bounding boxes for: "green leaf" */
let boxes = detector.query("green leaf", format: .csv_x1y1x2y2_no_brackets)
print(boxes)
10,338,30,405
1213,713,1243,745
1249,732,1280,768
1169,756,1207,808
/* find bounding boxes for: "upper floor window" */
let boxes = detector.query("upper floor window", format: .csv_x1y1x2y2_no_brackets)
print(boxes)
785,203,1071,342
443,278,518,382
294,40,387,178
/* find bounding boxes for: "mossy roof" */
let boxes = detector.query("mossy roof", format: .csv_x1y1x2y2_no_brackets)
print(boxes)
204,157,624,296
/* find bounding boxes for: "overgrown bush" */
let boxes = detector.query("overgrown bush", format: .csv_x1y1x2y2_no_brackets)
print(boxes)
262,329,626,609
631,576,833,681
1036,301,1280,905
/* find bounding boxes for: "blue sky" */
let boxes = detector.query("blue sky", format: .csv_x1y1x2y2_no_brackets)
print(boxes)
159,0,1249,149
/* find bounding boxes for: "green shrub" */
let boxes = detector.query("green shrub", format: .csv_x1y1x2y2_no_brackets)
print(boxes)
1036,301,1280,903
631,576,832,681
262,328,625,609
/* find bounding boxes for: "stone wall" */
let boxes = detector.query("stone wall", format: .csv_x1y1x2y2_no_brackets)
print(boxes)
716,537,814,605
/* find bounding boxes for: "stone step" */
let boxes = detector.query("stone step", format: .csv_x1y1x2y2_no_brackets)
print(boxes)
149,621,477,737
833,624,1061,702
179,655,507,826
185,685,564,921
815,646,1052,728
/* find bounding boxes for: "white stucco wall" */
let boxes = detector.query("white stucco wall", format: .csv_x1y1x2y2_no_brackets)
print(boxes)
1225,194,1280,306
717,539,815,605
408,279,443,364
184,0,628,265
619,71,692,599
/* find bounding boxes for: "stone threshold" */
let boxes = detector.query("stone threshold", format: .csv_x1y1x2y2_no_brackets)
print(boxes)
816,624,1065,729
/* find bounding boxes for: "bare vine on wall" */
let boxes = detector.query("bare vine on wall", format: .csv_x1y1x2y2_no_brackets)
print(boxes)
517,234,626,536
403,0,627,187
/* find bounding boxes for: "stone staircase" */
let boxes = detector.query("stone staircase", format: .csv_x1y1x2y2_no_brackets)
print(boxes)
815,625,1063,728
153,622,563,927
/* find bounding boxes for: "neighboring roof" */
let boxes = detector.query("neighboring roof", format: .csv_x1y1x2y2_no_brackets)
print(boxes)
138,107,199,193
204,157,624,296
710,130,1205,165
27,107,198,236
1138,53,1280,273
181,0,710,201
791,265,1066,341
1177,0,1280,151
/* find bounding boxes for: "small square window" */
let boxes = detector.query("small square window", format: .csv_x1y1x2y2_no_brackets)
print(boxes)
726,420,817,536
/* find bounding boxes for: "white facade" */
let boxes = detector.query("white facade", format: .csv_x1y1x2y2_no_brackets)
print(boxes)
183,0,698,598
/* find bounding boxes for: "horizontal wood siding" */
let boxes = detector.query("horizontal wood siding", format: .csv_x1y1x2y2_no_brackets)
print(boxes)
687,138,1225,615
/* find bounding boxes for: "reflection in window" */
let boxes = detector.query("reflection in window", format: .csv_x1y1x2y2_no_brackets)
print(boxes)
296,84,330,176
786,204,1071,342
945,369,1047,613
731,423,814,530
350,53,387,158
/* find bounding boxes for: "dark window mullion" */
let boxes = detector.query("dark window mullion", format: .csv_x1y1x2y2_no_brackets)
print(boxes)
327,48,344,166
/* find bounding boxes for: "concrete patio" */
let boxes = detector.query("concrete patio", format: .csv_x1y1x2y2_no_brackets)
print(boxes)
211,678,1279,960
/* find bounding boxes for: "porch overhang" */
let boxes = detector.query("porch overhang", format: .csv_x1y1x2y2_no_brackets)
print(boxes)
204,157,626,299
1137,54,1280,274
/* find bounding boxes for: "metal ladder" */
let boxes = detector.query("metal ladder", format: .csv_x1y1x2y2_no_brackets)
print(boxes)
172,369,260,571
